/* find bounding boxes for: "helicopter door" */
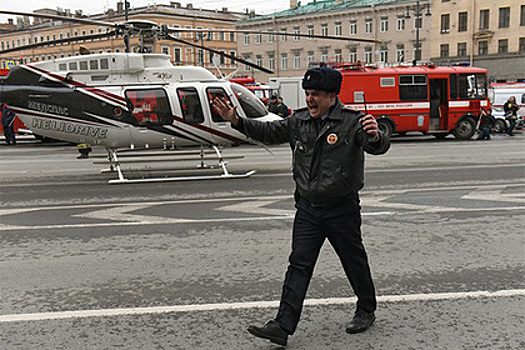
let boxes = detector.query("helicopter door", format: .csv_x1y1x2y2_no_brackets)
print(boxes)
124,88,173,147
176,88,205,125
205,87,235,143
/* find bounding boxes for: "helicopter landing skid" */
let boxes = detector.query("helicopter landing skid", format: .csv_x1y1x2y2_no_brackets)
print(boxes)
99,145,256,184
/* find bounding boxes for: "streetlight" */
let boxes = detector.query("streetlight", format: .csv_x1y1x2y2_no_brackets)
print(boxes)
405,0,431,66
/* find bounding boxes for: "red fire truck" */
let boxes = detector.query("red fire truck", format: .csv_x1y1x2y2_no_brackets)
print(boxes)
229,77,277,106
334,63,490,140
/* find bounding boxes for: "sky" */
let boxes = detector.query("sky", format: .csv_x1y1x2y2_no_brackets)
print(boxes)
0,0,291,22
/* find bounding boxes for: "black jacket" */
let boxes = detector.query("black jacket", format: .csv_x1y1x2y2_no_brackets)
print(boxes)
234,99,390,204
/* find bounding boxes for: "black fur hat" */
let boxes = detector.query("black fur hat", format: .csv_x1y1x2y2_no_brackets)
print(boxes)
302,67,343,94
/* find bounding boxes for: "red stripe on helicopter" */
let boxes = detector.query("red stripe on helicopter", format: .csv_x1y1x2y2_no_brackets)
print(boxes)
25,65,128,108
171,115,243,143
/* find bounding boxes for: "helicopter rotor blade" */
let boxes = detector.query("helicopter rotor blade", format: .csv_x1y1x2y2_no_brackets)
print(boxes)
0,31,118,55
166,27,381,44
163,34,274,75
0,10,121,29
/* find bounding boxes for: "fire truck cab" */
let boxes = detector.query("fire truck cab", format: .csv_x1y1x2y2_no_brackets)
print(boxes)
335,63,490,140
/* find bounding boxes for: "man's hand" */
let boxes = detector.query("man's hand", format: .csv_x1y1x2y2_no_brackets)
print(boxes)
360,114,379,141
212,97,239,125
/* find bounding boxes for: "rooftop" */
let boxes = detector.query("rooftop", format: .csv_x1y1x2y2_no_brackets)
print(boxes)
239,0,415,22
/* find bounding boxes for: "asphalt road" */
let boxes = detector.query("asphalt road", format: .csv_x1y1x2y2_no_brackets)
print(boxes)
0,132,524,349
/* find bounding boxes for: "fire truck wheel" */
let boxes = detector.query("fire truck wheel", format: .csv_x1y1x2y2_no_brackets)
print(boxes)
377,119,394,138
453,117,476,140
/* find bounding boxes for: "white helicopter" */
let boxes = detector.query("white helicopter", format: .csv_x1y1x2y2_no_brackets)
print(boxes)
0,9,379,184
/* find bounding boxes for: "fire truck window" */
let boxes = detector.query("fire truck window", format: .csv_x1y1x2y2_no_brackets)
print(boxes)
230,83,268,118
354,91,365,103
206,87,231,122
458,74,487,100
125,89,172,125
399,75,428,101
177,88,204,124
449,74,458,100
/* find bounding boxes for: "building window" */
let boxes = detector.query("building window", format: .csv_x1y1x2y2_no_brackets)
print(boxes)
350,20,357,35
321,50,328,62
307,51,315,65
364,47,372,63
307,26,314,38
397,17,406,31
335,22,342,36
230,33,236,42
268,31,274,43
321,24,328,36
161,46,170,56
365,19,372,34
281,28,287,42
281,53,288,70
269,55,275,70
521,5,525,26
480,10,490,30
520,37,525,52
498,39,508,53
256,55,263,67
440,44,449,58
396,45,405,62
380,47,388,63
349,48,357,62
457,42,467,56
380,17,389,32
174,48,181,63
255,33,262,44
441,14,450,33
499,7,510,28
478,40,488,55
458,12,468,32
294,27,300,41
229,50,236,65
294,53,301,69
218,31,225,41
244,35,250,45
335,49,342,62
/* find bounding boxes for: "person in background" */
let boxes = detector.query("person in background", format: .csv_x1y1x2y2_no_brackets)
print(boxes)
504,96,519,136
212,67,390,347
277,96,291,118
268,95,279,115
476,108,496,140
1,103,17,146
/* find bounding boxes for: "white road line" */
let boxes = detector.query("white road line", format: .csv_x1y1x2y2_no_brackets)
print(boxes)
1,289,523,323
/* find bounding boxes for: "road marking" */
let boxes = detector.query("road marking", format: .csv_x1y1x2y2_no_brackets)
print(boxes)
1,185,525,231
1,289,523,323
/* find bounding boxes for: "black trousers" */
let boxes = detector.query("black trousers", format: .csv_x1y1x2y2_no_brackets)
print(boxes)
275,195,376,334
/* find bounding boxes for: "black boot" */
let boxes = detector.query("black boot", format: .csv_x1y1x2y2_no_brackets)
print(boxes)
248,319,288,346
346,310,375,334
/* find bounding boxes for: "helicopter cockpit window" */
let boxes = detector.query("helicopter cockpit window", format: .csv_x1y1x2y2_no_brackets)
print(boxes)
177,88,204,124
206,87,232,122
230,83,268,118
125,89,173,126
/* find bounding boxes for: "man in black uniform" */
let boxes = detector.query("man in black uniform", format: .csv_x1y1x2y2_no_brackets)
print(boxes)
213,67,390,347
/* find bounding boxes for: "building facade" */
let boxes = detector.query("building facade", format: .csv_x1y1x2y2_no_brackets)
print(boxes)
430,0,525,82
0,2,249,76
235,0,432,81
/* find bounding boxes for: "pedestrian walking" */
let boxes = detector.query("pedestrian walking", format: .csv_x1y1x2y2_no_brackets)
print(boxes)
212,67,390,347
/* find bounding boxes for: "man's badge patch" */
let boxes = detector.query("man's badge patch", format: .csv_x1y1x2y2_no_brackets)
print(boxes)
327,133,338,145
